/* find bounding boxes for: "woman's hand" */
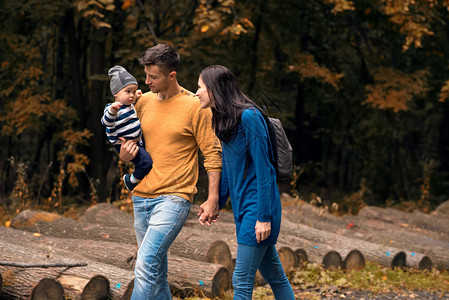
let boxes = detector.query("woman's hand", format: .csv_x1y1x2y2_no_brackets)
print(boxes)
255,221,271,243
118,137,138,162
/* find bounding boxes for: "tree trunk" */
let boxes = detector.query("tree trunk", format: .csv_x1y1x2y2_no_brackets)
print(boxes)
80,203,134,229
10,209,137,245
433,200,449,217
0,229,231,298
0,239,134,299
88,28,108,202
282,200,449,270
281,218,432,270
0,226,136,270
358,206,449,239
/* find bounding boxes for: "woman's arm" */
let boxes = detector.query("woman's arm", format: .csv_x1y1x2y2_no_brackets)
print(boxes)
242,109,273,242
242,109,273,222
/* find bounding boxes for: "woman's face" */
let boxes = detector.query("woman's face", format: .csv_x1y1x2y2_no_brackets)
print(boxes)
196,76,214,109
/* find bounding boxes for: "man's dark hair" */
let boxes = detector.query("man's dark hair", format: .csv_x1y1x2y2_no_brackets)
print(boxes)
138,44,180,74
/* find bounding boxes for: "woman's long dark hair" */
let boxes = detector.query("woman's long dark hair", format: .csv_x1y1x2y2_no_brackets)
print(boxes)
200,65,263,142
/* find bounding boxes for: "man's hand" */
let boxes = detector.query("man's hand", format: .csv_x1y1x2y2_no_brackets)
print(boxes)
118,137,138,162
198,171,221,226
255,221,271,243
109,102,122,114
198,197,219,226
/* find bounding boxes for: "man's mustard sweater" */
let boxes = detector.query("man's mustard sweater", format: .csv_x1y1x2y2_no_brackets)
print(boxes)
133,89,222,202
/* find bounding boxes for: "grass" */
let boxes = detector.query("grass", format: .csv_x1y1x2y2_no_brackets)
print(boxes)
181,261,449,299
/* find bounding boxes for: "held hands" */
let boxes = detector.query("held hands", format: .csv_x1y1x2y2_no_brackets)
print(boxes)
255,221,271,243
118,137,138,162
109,101,122,114
197,197,219,226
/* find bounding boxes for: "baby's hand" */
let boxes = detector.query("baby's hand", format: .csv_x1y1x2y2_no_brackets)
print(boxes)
109,102,122,113
136,89,142,100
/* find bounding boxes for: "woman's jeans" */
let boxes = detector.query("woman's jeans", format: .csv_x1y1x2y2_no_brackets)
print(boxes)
233,243,295,300
131,195,191,300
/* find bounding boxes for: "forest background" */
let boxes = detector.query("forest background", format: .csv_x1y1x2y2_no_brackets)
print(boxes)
1,0,449,217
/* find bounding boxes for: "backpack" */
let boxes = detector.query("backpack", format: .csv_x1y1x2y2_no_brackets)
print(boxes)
243,108,293,181
262,115,293,180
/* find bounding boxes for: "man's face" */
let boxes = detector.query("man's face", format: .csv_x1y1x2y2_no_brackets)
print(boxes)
144,65,173,93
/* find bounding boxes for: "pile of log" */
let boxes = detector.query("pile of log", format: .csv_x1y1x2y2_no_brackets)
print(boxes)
1,197,448,299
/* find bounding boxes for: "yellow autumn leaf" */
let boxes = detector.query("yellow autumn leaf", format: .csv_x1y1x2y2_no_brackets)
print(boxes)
5,220,11,227
201,24,210,33
382,275,388,281
33,233,42,237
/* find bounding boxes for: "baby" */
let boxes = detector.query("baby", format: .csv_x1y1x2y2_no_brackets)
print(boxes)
101,65,152,191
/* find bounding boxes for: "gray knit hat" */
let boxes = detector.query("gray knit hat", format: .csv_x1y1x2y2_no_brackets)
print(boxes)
108,65,138,95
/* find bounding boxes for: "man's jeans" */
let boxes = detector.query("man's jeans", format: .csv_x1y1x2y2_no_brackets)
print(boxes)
233,244,295,300
131,195,191,300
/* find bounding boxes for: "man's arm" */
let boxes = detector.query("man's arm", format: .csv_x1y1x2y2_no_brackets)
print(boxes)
198,171,221,226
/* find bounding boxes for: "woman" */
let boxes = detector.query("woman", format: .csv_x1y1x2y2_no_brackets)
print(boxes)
196,65,295,300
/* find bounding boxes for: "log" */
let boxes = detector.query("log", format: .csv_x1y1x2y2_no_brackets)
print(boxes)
172,229,234,273
282,202,449,270
322,251,343,269
0,226,231,297
343,249,365,270
0,240,134,299
295,249,308,265
11,209,237,273
281,219,432,270
30,278,64,300
80,203,134,229
0,226,136,270
432,200,449,217
10,209,137,245
166,255,230,298
81,275,109,300
358,206,449,237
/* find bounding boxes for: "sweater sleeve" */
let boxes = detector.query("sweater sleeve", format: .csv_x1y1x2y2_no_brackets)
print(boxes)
101,104,116,127
191,104,222,173
241,109,273,222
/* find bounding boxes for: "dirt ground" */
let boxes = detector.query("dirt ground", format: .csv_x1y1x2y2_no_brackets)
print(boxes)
292,287,449,299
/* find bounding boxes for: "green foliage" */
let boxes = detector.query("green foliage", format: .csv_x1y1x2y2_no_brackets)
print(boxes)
2,0,449,208
289,261,449,294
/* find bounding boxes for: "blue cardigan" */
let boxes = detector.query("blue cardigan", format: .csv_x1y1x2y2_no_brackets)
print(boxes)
219,108,282,246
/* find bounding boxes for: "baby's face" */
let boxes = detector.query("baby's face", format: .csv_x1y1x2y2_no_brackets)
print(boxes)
115,84,139,106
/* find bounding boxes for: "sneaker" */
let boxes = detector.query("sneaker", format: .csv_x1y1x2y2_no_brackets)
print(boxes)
123,174,138,191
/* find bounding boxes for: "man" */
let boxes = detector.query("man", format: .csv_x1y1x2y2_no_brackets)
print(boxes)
119,44,222,299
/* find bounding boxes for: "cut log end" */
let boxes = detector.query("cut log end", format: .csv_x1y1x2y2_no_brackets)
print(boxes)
392,251,406,269
419,256,433,271
31,278,64,300
11,210,60,229
81,275,110,300
322,251,343,269
343,249,365,270
278,246,297,273
122,279,134,300
294,248,308,266
206,240,233,272
211,267,231,297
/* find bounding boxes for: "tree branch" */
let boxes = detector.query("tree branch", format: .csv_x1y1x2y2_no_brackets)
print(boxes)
0,261,87,268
